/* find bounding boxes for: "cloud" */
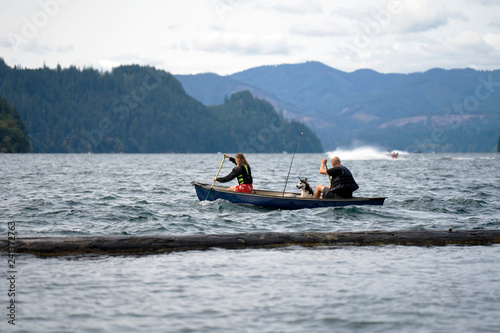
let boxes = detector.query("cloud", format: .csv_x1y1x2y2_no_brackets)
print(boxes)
208,0,240,20
54,45,73,53
103,54,166,68
0,31,74,54
472,0,500,6
270,0,323,14
289,21,347,37
389,3,467,34
329,1,463,38
483,33,500,50
447,30,495,54
1,0,499,75
0,36,13,48
488,16,500,28
414,30,498,70
23,40,74,54
192,33,290,55
167,23,184,31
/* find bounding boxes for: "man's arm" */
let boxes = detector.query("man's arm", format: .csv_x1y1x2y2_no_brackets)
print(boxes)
319,159,328,175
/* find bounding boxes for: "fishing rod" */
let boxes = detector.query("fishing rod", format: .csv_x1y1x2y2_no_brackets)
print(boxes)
282,132,303,196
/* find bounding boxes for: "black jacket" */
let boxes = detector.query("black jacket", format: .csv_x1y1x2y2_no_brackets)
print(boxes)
327,165,359,192
216,157,253,184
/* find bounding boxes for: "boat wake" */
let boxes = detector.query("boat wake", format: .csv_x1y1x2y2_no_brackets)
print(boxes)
327,146,408,160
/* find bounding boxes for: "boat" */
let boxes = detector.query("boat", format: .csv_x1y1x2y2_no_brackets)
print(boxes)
191,181,387,210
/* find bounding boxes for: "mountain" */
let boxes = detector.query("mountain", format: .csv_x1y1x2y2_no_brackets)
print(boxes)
0,59,322,153
176,61,500,152
0,97,30,153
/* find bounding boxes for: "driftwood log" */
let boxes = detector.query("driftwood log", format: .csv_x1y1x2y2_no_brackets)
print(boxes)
1,229,500,257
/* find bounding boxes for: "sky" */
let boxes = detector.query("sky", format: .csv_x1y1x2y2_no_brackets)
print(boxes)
1,0,500,75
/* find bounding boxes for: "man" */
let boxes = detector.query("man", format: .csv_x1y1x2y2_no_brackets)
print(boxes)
313,156,359,199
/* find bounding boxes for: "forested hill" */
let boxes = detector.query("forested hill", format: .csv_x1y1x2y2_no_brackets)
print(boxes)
209,91,320,153
0,97,30,153
0,59,322,153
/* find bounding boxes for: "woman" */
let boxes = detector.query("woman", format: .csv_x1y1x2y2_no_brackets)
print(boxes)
214,153,253,193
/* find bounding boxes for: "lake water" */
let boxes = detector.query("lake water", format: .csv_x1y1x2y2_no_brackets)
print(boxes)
1,150,499,332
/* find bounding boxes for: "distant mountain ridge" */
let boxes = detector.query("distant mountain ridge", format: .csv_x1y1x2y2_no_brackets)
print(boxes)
176,61,500,152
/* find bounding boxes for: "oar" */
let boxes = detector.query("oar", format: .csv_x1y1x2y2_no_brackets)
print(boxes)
324,160,331,184
206,155,226,200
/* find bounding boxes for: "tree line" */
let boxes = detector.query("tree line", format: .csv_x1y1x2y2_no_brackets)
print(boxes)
0,59,323,153
0,97,30,153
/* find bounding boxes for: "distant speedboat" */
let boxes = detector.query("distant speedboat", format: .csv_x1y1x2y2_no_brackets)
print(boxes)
191,181,387,210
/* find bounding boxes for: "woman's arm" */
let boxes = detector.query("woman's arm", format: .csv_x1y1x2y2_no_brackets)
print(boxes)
216,167,239,183
223,154,236,165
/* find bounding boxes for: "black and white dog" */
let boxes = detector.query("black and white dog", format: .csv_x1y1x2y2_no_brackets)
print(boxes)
296,178,314,198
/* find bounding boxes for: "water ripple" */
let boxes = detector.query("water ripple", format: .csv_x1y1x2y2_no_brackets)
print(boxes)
1,153,498,237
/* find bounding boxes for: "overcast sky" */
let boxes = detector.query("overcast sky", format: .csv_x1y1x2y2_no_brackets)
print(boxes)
1,0,499,75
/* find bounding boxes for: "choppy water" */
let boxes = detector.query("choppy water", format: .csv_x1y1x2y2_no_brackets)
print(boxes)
1,151,499,332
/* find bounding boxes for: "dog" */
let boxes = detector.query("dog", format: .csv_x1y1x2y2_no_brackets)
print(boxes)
296,178,314,198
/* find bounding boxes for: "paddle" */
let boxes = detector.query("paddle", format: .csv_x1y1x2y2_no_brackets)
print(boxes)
324,160,331,184
206,155,226,200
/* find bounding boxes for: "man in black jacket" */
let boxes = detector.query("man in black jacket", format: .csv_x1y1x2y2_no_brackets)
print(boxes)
313,156,359,199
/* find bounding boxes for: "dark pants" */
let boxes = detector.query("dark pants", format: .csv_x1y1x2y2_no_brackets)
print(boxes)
322,187,353,199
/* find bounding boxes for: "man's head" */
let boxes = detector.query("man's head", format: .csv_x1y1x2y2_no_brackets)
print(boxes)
331,156,341,167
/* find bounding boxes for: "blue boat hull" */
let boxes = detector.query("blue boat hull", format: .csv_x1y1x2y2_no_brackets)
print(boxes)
191,181,386,210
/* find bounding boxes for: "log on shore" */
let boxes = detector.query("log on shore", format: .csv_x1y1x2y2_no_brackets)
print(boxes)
1,229,500,256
